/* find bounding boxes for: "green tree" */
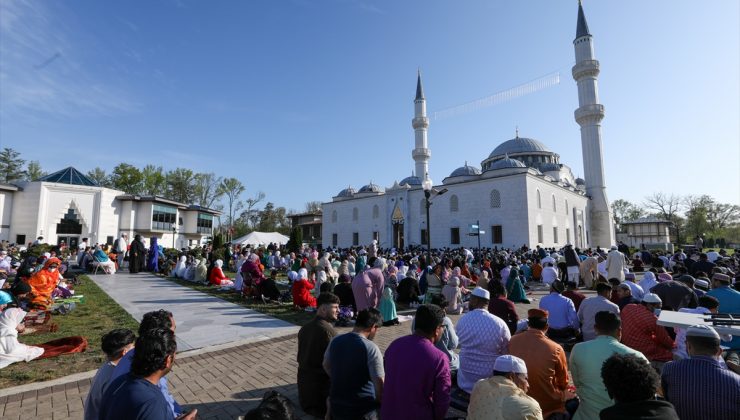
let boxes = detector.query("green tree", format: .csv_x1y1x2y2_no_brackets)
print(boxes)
684,195,713,239
110,163,144,194
286,227,303,252
611,199,645,232
193,172,224,208
0,148,26,183
217,177,245,239
141,165,167,195
87,167,112,187
25,160,47,181
166,168,195,203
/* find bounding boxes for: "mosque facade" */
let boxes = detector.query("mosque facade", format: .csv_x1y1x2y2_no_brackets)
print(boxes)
322,3,615,250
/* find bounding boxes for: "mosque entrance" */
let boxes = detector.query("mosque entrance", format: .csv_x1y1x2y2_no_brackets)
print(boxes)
391,204,405,249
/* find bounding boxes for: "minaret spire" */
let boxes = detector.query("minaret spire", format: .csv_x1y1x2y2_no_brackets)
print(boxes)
412,69,431,182
576,0,591,39
415,68,425,101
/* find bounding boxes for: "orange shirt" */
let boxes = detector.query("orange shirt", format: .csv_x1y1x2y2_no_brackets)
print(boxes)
509,328,569,418
532,264,543,279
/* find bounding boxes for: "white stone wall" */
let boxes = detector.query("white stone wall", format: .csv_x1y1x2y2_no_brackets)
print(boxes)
524,175,589,248
0,191,13,241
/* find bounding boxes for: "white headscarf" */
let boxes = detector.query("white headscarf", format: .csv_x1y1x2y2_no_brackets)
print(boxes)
0,308,45,369
215,259,223,268
298,268,308,280
287,271,298,281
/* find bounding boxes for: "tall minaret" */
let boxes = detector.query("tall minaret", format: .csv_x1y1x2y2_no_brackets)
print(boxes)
412,70,431,181
572,1,615,247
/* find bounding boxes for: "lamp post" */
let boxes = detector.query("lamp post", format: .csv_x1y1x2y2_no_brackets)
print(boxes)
422,179,447,266
171,227,177,249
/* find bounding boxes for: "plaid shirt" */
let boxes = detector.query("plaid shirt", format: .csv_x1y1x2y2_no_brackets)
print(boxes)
662,356,740,420
620,304,674,361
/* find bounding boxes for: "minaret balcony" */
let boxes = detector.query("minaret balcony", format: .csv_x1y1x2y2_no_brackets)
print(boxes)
412,148,431,159
575,104,605,125
572,60,600,80
412,116,429,129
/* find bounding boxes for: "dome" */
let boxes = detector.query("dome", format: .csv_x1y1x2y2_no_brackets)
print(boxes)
449,164,481,177
489,136,550,158
575,177,586,185
539,162,562,172
399,175,422,186
489,157,527,170
358,183,384,193
336,186,355,198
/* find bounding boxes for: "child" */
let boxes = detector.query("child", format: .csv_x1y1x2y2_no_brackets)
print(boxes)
83,328,136,420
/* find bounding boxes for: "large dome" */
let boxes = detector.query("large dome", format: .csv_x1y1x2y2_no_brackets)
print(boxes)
358,182,384,193
336,186,355,198
449,164,481,177
399,175,422,186
489,156,527,170
489,136,550,158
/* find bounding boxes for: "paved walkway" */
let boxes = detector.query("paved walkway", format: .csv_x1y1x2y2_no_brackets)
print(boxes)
90,273,299,351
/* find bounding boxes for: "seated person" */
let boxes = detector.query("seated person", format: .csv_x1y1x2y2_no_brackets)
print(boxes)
26,258,62,310
467,355,542,420
631,256,644,272
292,268,316,308
539,281,580,339
396,273,421,305
79,248,94,271
541,263,559,285
333,274,356,312
620,293,674,372
0,308,45,369
84,329,136,420
615,283,639,310
93,246,116,274
193,258,208,283
260,270,281,302
243,391,296,420
0,291,12,312
208,260,234,287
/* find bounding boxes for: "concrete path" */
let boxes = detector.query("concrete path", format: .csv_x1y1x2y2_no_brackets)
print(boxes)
90,272,299,351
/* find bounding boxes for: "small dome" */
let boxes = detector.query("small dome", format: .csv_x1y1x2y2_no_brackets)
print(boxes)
449,164,481,177
336,187,356,197
399,175,422,186
358,182,384,193
539,162,562,172
489,157,527,170
489,136,550,158
575,177,586,185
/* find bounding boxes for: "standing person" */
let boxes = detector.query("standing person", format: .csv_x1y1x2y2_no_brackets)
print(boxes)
381,304,451,420
467,355,543,420
352,268,384,312
297,293,340,418
605,246,626,282
577,283,619,341
569,312,648,420
84,329,135,420
128,235,146,274
509,309,574,419
456,287,511,394
620,294,674,372
564,244,581,284
113,233,128,270
579,253,599,288
323,308,384,420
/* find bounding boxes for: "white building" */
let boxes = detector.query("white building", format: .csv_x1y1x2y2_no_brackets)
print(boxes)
0,167,219,249
619,217,672,251
322,3,615,250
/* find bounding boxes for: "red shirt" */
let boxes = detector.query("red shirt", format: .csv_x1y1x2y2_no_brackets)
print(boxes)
562,290,586,312
620,304,674,362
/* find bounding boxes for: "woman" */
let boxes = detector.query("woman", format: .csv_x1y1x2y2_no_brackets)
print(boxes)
93,246,116,274
477,270,491,291
378,285,399,326
442,276,463,315
208,260,234,287
292,268,316,309
128,235,146,274
173,256,187,278
194,258,208,283
505,267,530,304
0,308,45,369
26,258,62,310
183,257,196,281
423,264,443,304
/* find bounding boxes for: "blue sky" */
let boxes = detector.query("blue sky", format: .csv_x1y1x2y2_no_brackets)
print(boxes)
1,0,738,212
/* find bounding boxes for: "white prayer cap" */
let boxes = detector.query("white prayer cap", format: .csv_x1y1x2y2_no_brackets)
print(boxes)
493,355,528,374
642,293,662,304
686,325,720,340
695,279,710,290
610,245,618,250
471,287,490,300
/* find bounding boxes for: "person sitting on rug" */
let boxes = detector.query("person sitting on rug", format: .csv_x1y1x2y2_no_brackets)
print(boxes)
26,257,62,310
208,260,234,287
442,275,464,315
0,308,45,369
539,281,580,340
0,291,12,312
292,268,317,309
173,256,187,278
260,270,282,302
84,328,136,420
193,258,208,283
506,267,530,304
93,246,116,274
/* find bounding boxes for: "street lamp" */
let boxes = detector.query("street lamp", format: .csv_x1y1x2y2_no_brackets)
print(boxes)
422,178,447,266
171,227,177,249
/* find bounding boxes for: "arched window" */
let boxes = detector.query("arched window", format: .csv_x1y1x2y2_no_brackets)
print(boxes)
490,189,501,208
352,207,358,221
536,190,542,209
372,205,379,219
552,194,557,212
450,195,459,212
331,210,337,223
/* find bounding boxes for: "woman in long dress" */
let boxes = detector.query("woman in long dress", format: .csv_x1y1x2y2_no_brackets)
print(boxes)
128,235,146,274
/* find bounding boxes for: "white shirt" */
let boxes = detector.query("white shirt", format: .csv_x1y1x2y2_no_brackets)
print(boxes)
625,281,645,301
456,308,511,394
542,266,559,284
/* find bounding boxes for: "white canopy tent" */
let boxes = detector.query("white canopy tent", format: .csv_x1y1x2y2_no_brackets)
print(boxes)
231,231,289,247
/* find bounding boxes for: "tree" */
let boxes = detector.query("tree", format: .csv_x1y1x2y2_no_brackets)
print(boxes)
166,168,195,203
110,163,143,194
87,167,112,187
243,191,266,229
643,192,684,244
611,199,645,232
304,201,322,213
193,172,224,209
286,227,303,252
218,177,245,238
706,202,740,234
25,160,47,181
683,195,714,239
257,202,290,233
0,148,26,183
141,165,167,196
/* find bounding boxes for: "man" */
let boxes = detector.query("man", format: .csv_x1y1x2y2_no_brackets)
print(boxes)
623,272,644,301
538,281,579,339
662,325,740,420
562,281,586,312
509,309,575,419
615,283,639,310
541,262,559,285
456,287,511,394
84,329,135,420
78,237,89,254
323,308,384,420
100,328,192,420
297,292,339,418
467,354,542,420
690,253,715,276
381,304,451,420
707,273,740,350
620,293,674,371
114,233,128,269
579,253,599,288
605,246,625,282
569,312,648,420
352,267,385,311
650,276,698,311
563,244,580,284
600,354,678,419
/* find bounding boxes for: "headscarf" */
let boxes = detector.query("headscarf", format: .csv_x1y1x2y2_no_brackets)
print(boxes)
0,308,26,337
215,259,223,268
298,268,308,280
287,271,298,282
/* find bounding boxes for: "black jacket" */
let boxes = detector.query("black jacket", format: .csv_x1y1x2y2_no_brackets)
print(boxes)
600,399,679,420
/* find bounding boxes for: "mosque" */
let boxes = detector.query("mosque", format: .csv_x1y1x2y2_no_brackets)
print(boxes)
322,3,615,251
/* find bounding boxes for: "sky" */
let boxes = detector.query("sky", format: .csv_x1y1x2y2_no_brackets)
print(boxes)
1,0,738,213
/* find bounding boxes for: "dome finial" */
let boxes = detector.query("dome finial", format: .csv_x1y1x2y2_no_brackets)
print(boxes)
515,126,519,138
465,160,468,167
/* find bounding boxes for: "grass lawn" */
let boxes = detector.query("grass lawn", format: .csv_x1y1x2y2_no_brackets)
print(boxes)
0,275,139,388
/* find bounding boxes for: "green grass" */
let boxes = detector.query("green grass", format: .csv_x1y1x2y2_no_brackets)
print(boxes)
0,275,139,388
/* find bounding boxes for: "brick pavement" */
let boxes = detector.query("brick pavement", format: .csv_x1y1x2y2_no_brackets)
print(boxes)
0,284,581,420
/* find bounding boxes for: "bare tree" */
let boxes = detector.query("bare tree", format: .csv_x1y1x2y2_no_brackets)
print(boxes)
243,191,266,229
304,201,322,213
217,178,245,240
644,192,684,243
193,172,224,208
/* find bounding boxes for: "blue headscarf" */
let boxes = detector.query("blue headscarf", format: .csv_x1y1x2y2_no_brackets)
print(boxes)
147,237,159,272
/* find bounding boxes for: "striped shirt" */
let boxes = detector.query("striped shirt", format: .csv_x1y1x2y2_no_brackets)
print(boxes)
661,356,740,420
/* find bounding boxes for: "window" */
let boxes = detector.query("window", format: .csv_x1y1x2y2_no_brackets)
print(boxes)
421,229,428,245
106,236,114,245
552,195,557,212
152,205,177,231
537,224,544,243
450,227,460,245
373,231,379,242
565,200,569,215
536,190,542,209
490,189,501,208
566,228,571,244
420,199,425,215
553,227,559,244
352,232,359,246
492,225,503,244
332,233,338,247
352,207,359,221
56,208,82,234
197,213,213,234
16,234,26,245
331,210,337,223
372,205,379,219
449,195,459,212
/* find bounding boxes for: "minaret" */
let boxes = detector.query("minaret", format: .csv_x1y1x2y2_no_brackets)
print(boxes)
412,70,431,181
572,1,615,248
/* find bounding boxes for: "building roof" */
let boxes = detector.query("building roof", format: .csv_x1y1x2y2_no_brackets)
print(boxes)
449,164,481,177
358,183,384,194
489,156,527,170
576,0,591,39
335,186,356,198
622,216,670,225
38,167,98,186
0,183,20,192
415,70,425,100
489,136,551,158
399,175,422,186
116,194,220,214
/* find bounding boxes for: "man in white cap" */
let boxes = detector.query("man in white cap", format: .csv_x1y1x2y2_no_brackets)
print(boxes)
620,293,674,372
467,354,543,420
661,325,740,420
605,245,625,282
707,272,740,350
455,287,511,394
